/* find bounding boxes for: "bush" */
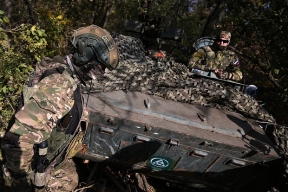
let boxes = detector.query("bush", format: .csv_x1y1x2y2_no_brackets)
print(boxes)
0,11,48,132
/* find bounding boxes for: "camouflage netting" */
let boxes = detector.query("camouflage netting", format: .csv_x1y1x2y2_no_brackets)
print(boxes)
86,33,275,122
86,33,288,164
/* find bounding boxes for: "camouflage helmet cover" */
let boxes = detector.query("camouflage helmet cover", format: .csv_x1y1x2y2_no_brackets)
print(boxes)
218,31,231,41
70,25,119,70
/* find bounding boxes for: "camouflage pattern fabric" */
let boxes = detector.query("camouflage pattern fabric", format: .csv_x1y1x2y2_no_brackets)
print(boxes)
188,45,242,81
1,63,78,191
34,159,78,192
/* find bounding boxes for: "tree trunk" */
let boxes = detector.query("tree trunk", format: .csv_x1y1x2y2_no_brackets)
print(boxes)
101,4,113,28
201,0,226,37
91,0,99,24
23,0,36,24
4,0,14,19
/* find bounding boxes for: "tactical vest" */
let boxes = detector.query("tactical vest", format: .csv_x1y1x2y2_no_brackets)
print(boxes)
200,46,237,70
46,84,82,165
20,65,82,166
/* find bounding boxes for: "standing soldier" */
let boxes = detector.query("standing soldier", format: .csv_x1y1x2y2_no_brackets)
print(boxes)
1,25,119,192
188,31,243,82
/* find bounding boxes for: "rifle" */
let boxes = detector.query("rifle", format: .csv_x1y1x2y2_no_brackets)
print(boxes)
189,71,258,98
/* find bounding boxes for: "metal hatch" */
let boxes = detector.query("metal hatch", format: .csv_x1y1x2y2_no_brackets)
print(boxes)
84,90,253,138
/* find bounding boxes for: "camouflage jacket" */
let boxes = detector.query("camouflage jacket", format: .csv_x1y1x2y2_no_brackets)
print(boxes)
188,45,243,81
1,58,78,186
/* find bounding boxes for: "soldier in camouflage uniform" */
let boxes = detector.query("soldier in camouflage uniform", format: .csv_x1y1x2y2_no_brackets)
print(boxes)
1,25,119,192
188,31,243,82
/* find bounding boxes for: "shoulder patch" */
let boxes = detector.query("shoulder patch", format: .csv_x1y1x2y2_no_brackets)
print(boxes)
233,59,240,66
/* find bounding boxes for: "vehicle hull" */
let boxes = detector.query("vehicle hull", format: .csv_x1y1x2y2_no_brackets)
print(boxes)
76,91,282,191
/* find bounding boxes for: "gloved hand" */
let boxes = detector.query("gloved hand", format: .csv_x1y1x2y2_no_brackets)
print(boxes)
214,69,226,79
214,69,233,80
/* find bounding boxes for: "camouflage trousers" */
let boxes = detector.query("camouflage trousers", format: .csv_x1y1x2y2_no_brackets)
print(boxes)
35,159,78,192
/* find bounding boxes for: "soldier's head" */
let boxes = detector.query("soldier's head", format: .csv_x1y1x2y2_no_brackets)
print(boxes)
70,25,119,73
216,31,231,49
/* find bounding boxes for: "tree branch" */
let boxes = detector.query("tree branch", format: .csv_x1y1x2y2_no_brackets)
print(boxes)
4,0,14,19
230,46,284,91
23,0,36,24
201,0,226,37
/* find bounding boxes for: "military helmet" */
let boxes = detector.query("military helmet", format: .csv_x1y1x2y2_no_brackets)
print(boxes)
218,31,231,41
70,25,119,70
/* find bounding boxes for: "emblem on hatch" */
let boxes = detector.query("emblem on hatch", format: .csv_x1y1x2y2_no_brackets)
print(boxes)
148,156,174,170
150,157,169,168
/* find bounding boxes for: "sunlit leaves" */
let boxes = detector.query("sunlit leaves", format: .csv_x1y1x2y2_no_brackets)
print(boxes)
0,11,44,129
16,24,48,57
56,15,63,20
274,69,280,75
1,86,7,94
3,16,9,23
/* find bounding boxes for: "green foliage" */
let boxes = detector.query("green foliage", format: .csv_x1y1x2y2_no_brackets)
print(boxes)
0,10,9,24
0,11,48,130
36,5,72,55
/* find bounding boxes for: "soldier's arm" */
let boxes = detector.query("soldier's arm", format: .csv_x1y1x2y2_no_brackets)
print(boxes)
229,67,243,81
227,56,242,81
1,72,76,187
188,48,206,70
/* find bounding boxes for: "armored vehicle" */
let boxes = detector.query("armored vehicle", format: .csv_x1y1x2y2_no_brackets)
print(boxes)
74,32,287,191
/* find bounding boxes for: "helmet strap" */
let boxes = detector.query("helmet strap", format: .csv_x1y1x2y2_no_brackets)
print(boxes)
66,55,87,86
66,55,75,71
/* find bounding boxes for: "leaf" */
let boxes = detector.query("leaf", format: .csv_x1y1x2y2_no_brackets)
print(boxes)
274,69,279,75
31,25,36,32
8,86,14,92
35,55,41,61
56,15,63,20
37,30,44,36
2,86,7,94
0,10,4,15
3,16,10,23
19,63,27,68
